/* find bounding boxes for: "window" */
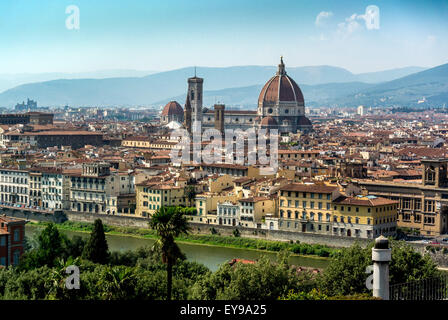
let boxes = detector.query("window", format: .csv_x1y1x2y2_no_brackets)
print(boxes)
0,236,5,246
0,257,5,266
14,229,20,242
13,250,20,266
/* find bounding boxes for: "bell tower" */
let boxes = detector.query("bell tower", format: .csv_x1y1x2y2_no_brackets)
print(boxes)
187,70,203,124
422,159,448,187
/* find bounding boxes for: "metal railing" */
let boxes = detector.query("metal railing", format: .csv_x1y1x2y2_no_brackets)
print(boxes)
390,274,448,300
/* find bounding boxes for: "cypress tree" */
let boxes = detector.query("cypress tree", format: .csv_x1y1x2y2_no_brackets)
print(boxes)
82,219,109,264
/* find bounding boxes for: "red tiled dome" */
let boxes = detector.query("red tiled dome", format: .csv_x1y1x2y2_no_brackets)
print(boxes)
258,58,304,105
161,101,183,116
259,116,278,126
297,115,312,126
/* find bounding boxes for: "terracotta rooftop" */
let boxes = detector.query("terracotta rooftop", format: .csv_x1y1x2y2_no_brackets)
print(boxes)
279,183,338,194
333,195,398,206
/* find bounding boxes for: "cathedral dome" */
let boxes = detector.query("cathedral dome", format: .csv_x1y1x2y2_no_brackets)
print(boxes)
259,116,278,127
162,101,183,116
297,115,312,126
258,57,304,106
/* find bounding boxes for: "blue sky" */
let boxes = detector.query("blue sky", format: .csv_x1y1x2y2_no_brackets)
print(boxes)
0,0,447,74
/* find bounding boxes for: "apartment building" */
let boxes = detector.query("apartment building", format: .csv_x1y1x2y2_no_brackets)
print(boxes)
332,195,398,238
136,182,187,217
29,171,42,207
217,201,239,227
0,168,29,206
278,184,339,233
238,197,275,228
68,162,132,215
277,183,397,238
0,215,27,267
194,193,238,224
40,168,69,210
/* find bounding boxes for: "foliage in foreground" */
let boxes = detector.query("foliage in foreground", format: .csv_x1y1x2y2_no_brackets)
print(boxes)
316,241,440,296
8,222,442,300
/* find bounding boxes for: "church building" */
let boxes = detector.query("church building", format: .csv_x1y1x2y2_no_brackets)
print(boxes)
163,57,312,135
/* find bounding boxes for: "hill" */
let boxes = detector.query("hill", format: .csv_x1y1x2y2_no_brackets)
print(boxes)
0,65,426,108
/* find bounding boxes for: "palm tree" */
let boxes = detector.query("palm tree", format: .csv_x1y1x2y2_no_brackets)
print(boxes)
47,257,80,299
99,266,136,300
149,206,190,300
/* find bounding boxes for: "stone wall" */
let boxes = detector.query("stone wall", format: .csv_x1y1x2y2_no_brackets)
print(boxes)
189,223,372,248
65,211,150,228
0,207,431,252
0,208,67,223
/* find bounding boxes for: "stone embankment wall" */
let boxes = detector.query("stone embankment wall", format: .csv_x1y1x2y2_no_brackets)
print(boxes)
0,208,430,252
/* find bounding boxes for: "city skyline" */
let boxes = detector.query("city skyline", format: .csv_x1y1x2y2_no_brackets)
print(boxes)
0,0,447,74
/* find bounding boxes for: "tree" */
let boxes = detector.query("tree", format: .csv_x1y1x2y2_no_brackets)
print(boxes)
185,185,196,206
66,235,86,259
190,252,315,300
317,241,440,296
98,266,137,300
82,219,110,264
149,206,190,300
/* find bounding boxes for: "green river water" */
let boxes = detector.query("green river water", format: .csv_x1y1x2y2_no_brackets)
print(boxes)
25,225,330,272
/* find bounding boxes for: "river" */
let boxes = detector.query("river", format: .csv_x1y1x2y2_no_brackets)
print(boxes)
25,225,330,272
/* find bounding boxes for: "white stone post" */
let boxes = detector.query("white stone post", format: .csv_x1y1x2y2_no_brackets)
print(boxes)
372,235,391,300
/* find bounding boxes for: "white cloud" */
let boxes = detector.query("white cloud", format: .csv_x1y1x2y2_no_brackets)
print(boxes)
337,14,362,38
336,6,380,38
315,11,333,26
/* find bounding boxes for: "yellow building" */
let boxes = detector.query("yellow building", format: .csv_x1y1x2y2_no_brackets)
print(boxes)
135,182,186,217
208,174,234,193
277,183,398,238
122,137,178,150
194,193,238,224
332,195,398,238
278,183,340,233
238,196,276,228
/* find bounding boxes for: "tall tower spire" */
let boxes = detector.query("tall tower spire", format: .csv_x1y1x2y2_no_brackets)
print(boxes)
187,75,204,125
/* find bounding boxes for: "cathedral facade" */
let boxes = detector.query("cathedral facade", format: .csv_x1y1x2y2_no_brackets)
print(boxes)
164,58,312,134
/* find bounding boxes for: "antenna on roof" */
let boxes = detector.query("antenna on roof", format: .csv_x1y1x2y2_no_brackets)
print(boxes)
194,66,197,77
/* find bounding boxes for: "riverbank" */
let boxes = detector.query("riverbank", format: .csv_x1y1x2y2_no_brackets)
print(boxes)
28,220,336,260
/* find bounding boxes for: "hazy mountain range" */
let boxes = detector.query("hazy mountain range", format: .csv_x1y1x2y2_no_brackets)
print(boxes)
0,69,158,93
0,64,446,109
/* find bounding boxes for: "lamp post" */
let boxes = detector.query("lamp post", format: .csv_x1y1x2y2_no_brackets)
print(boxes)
372,235,391,300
